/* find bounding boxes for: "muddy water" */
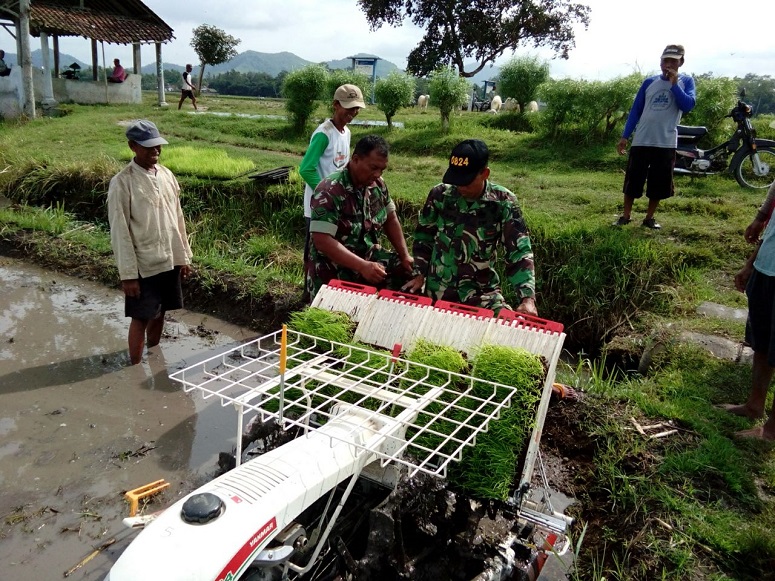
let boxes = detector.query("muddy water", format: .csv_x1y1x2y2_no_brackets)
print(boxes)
0,257,260,580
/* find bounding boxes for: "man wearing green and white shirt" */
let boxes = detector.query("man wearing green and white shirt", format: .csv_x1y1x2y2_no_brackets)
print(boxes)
299,84,366,290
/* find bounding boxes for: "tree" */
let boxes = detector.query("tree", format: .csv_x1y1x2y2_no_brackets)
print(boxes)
736,74,775,116
428,66,471,132
190,24,241,91
374,71,416,129
282,65,328,133
497,55,549,111
358,0,590,78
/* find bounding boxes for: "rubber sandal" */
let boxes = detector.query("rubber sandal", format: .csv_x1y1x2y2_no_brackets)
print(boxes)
641,218,661,230
551,383,582,402
612,216,631,226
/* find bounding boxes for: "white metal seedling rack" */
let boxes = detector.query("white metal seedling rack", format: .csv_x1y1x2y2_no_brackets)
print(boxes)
171,280,567,495
310,280,567,494
170,327,526,480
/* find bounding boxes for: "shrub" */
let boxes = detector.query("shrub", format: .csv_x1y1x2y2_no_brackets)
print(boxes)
428,66,471,132
497,55,550,112
537,75,642,141
325,69,372,105
374,71,416,129
681,76,738,143
282,65,328,133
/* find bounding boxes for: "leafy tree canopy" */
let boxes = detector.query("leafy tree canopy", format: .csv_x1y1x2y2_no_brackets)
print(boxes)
358,0,590,78
190,24,241,89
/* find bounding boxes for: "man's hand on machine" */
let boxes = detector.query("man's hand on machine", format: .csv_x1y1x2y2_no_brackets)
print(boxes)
401,274,425,294
358,260,387,284
516,297,538,316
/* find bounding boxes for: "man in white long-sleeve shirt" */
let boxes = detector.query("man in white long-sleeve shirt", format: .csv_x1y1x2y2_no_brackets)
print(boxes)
108,119,193,364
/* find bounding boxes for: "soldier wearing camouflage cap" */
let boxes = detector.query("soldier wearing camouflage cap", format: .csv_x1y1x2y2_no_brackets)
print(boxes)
403,139,537,315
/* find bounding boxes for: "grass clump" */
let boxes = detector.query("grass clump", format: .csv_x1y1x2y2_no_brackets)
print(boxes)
157,146,256,179
0,154,120,216
287,307,355,350
470,344,545,391
335,341,398,392
404,339,468,388
401,342,546,501
446,345,545,500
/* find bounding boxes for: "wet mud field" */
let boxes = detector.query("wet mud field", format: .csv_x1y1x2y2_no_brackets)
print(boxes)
0,255,591,581
0,257,257,580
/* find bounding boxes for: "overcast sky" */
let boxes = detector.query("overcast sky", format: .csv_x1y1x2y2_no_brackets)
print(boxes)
2,0,774,80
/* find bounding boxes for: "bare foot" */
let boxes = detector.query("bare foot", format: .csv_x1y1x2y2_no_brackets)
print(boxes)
715,403,764,420
735,426,775,441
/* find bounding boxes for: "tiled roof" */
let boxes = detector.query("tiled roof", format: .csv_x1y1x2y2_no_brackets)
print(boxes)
29,0,173,45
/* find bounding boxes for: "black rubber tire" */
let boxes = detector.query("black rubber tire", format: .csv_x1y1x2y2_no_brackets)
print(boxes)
732,146,775,189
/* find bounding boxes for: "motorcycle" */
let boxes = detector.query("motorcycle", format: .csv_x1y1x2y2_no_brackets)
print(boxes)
675,89,775,189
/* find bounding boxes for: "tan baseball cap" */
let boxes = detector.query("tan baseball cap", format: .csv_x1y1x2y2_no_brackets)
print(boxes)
334,84,366,109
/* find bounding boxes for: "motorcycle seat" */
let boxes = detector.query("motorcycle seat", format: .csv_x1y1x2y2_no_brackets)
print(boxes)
677,125,707,138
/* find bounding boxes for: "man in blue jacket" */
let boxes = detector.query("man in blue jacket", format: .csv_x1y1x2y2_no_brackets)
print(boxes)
614,44,696,230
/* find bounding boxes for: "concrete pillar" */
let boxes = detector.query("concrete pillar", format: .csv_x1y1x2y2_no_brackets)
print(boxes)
132,42,141,74
155,42,167,107
39,32,57,111
19,0,35,118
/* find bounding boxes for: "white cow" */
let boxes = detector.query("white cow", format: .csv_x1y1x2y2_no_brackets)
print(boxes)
502,98,519,112
525,100,539,113
417,94,429,110
490,95,502,112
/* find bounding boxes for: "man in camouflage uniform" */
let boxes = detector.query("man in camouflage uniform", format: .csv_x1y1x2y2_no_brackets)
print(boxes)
306,135,413,301
403,139,537,315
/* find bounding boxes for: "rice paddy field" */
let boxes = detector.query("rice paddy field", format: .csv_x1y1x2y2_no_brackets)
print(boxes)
2,92,775,580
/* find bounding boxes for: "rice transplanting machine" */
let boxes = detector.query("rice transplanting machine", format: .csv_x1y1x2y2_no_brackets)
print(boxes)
106,281,570,581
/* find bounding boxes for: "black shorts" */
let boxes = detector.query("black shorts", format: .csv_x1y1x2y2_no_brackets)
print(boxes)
181,89,195,100
745,268,775,366
623,146,676,200
125,267,183,320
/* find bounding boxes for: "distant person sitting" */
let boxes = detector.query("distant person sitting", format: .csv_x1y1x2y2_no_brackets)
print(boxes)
108,58,127,83
0,50,10,77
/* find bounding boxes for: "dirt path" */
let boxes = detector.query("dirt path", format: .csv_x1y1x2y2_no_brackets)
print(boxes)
0,256,258,580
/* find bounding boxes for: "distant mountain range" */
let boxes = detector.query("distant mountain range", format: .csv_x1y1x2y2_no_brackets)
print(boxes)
3,49,401,77
5,49,498,84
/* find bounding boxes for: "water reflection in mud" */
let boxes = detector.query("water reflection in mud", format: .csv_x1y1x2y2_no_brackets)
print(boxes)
0,257,258,579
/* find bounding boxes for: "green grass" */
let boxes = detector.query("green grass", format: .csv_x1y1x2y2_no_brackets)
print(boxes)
3,94,775,579
287,307,355,347
157,145,256,179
